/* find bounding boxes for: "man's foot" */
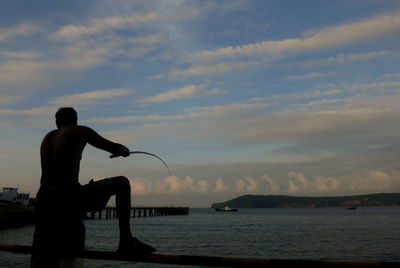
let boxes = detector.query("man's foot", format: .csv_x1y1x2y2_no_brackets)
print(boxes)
117,237,156,255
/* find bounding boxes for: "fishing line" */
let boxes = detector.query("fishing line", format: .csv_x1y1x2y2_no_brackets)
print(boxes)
110,151,171,175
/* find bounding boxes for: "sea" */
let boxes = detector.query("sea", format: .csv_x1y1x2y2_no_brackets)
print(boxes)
1,207,400,267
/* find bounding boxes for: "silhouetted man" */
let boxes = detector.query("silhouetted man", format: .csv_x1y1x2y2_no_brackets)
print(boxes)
32,107,155,267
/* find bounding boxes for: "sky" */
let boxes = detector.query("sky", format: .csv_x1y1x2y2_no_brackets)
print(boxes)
1,0,400,207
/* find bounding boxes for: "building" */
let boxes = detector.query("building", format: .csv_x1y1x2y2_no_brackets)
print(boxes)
0,187,30,205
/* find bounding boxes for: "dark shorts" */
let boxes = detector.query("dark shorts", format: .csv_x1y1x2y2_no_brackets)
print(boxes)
35,177,121,219
80,177,118,211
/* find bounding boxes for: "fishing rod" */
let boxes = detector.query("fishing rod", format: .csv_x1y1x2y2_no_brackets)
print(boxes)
110,151,171,175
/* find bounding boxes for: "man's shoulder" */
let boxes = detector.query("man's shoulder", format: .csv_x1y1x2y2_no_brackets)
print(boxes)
43,126,94,139
75,125,96,134
61,125,94,133
43,129,58,139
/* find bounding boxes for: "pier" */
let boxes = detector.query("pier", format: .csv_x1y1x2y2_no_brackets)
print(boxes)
87,206,189,220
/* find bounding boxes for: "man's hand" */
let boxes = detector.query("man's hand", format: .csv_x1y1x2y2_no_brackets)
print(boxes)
118,144,130,157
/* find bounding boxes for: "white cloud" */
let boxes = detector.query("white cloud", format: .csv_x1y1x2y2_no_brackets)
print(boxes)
51,88,131,106
288,171,341,194
0,47,110,89
52,8,198,40
131,175,211,195
287,72,337,80
140,85,202,103
249,89,343,103
182,176,210,193
0,106,56,116
53,12,165,39
261,174,280,192
170,61,253,77
235,177,259,193
131,179,151,195
301,98,345,108
190,12,400,60
285,170,397,195
0,60,57,88
0,22,40,41
89,101,269,124
350,80,400,92
184,102,269,118
1,51,41,59
347,170,393,192
298,51,390,67
214,178,229,192
139,85,222,103
384,73,400,79
0,95,21,105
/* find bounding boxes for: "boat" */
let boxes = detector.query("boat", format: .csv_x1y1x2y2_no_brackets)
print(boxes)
345,207,357,210
214,206,238,212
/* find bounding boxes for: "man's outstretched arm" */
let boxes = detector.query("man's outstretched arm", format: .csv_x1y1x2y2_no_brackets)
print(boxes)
81,126,130,157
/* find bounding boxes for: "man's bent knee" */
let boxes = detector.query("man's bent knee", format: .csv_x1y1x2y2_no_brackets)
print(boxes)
113,176,131,191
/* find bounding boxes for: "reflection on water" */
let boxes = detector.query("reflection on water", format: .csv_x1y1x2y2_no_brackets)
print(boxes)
1,207,400,267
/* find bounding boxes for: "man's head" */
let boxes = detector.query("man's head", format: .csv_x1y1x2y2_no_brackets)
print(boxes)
55,107,78,128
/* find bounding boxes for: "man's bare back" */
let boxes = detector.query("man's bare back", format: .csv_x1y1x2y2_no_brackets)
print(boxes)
40,125,125,187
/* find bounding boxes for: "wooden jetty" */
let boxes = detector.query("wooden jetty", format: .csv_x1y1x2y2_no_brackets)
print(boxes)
87,206,189,220
0,243,398,267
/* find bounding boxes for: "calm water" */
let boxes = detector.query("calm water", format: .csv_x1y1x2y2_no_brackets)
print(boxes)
1,207,400,267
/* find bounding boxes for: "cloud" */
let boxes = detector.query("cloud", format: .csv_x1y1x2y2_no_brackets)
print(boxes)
0,31,164,90
349,80,400,92
130,175,211,195
275,170,395,195
0,106,56,116
261,174,280,192
51,88,131,106
287,171,341,193
1,51,41,59
0,95,21,105
53,12,166,39
140,85,202,103
249,89,343,103
190,12,400,60
0,46,110,89
0,60,58,88
297,51,390,67
88,101,269,125
0,22,40,42
52,8,198,40
214,178,229,192
131,179,151,195
286,170,396,194
384,73,400,79
92,79,400,153
140,85,223,103
235,177,259,193
170,61,254,77
287,72,337,80
347,170,393,192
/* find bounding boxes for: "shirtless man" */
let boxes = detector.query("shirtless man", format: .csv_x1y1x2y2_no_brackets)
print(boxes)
33,107,155,262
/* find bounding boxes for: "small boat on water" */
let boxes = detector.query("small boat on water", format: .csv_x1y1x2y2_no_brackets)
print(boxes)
345,207,357,210
215,206,238,212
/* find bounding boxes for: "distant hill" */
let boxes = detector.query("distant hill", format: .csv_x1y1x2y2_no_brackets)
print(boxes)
211,193,400,208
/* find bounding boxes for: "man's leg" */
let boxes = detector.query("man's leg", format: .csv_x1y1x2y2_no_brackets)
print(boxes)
112,176,133,242
81,176,156,254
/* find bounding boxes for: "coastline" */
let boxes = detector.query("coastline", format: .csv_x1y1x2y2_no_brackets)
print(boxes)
211,193,400,208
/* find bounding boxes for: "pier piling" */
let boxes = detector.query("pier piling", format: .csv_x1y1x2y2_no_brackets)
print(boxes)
86,207,189,220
